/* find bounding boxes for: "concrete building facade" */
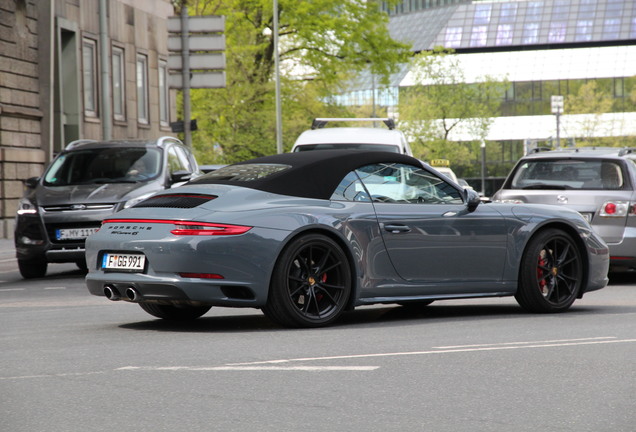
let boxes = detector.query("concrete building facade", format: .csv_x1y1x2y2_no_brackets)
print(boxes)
0,0,176,239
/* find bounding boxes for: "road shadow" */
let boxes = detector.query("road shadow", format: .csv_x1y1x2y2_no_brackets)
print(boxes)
117,298,620,334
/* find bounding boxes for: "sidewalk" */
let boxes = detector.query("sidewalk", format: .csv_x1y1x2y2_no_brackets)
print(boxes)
0,238,15,260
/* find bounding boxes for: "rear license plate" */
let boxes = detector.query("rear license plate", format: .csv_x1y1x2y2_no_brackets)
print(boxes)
56,227,100,240
102,253,146,272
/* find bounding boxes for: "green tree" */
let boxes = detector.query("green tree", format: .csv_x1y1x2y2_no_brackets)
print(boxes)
179,0,411,163
564,80,615,146
397,48,504,176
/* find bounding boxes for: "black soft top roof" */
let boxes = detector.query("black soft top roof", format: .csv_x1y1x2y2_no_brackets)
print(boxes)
190,150,422,200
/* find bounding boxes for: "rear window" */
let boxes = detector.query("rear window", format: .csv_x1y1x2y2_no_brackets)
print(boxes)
196,163,290,182
510,159,626,190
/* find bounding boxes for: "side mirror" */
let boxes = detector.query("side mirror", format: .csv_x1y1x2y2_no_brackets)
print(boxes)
24,177,40,189
170,170,192,184
464,188,481,212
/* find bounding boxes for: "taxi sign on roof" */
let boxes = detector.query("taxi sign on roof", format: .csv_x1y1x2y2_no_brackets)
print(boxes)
430,159,450,167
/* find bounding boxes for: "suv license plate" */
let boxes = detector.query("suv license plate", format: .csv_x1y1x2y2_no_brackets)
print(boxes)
102,253,145,272
56,227,100,240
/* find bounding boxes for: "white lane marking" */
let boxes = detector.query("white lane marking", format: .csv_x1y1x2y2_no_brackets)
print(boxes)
117,365,378,372
434,336,615,349
0,288,25,292
227,337,636,366
0,371,106,380
44,287,67,290
0,258,17,263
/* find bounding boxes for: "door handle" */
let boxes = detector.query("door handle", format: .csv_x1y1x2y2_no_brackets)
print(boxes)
383,223,411,233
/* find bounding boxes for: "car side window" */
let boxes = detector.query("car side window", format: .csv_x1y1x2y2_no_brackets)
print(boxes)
167,146,191,174
330,171,372,202
354,163,463,204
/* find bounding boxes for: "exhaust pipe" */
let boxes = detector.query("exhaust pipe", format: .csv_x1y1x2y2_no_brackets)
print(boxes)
125,286,141,302
104,285,121,301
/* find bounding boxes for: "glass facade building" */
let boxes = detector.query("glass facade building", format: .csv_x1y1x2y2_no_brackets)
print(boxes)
343,0,636,148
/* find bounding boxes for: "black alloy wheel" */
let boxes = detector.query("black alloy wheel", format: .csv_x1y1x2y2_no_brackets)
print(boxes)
516,228,583,313
263,233,352,328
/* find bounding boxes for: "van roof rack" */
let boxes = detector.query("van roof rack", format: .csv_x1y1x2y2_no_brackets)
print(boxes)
65,139,98,150
311,117,395,130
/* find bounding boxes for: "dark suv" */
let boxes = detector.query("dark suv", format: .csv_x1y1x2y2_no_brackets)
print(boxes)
14,136,201,279
492,147,636,271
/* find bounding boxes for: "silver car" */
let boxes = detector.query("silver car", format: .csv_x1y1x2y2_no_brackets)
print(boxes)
86,150,608,328
492,147,636,271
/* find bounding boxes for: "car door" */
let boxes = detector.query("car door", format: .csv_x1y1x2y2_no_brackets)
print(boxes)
357,162,508,284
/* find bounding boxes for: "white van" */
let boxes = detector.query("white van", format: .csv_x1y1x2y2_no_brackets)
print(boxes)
291,118,413,156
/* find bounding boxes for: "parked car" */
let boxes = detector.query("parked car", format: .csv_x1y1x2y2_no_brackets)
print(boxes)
85,150,608,328
15,136,201,279
492,146,636,271
291,117,413,156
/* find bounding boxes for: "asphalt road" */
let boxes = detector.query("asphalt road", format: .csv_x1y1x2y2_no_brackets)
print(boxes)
1,241,635,432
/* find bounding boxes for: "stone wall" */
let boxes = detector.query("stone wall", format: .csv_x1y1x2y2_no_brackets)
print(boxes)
0,0,43,239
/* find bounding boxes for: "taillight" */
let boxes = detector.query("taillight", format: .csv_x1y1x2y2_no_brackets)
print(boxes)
171,221,252,236
102,218,252,235
599,201,629,217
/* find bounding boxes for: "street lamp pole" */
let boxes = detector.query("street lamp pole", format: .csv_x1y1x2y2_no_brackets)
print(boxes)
480,140,486,196
273,0,283,154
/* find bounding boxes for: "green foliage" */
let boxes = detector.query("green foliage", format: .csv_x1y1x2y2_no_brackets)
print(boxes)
179,0,411,163
565,80,618,147
397,48,504,171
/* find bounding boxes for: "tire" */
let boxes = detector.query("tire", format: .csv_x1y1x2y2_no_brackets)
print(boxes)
262,233,352,328
18,258,47,279
138,303,211,320
76,260,88,272
515,229,583,313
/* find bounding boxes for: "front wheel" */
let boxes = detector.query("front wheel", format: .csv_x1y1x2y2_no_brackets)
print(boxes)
515,229,583,313
263,233,352,328
139,303,211,320
18,258,47,279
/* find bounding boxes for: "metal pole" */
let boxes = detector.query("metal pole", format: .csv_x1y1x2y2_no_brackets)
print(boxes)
556,110,561,150
181,6,192,146
273,0,283,154
99,0,111,140
480,140,486,196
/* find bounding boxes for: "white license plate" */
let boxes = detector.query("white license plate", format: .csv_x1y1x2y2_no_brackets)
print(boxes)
102,253,146,271
56,227,100,240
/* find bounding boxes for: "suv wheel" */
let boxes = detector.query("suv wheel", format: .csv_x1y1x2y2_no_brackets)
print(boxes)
18,258,47,279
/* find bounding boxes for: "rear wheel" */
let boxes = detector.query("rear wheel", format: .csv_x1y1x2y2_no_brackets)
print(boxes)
138,303,211,320
263,233,351,328
515,229,583,313
18,258,47,279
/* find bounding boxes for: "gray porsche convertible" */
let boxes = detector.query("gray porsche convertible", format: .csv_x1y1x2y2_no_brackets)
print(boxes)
85,150,609,327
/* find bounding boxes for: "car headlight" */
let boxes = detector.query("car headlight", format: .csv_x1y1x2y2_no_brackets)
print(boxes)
16,197,38,215
123,192,156,209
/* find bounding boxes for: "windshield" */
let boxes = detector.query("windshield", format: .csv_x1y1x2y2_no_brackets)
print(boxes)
510,159,626,190
294,143,400,153
43,147,162,186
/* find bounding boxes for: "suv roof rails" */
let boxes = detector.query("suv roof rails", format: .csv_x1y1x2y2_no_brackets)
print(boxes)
65,139,98,150
618,147,636,156
526,147,552,154
311,117,396,130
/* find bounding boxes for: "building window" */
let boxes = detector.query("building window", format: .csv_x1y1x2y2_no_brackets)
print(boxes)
112,46,125,121
445,27,462,48
136,53,149,125
159,60,169,127
82,38,98,117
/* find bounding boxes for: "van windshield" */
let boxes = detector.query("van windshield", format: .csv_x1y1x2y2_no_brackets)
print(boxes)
294,143,400,153
43,147,162,186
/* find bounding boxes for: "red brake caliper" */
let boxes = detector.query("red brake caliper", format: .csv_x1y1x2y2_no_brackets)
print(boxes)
537,251,548,295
